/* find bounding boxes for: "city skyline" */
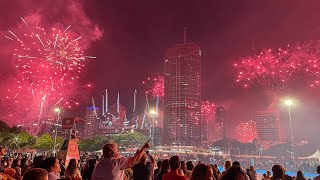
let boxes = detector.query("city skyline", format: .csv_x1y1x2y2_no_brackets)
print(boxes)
1,0,320,143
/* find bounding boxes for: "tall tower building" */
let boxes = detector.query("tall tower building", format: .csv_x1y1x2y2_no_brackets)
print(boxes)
163,42,201,146
215,106,226,140
201,115,209,142
256,111,280,148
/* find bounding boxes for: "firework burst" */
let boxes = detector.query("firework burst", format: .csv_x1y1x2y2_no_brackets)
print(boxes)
234,47,301,98
234,42,320,97
8,19,95,92
2,18,95,125
201,100,216,118
291,41,320,87
236,120,257,143
142,75,164,99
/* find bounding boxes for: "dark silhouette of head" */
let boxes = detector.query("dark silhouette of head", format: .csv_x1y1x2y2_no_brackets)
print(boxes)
161,159,170,171
33,156,45,168
189,164,212,180
186,161,194,171
169,156,180,171
88,159,97,168
22,168,48,180
232,161,241,167
221,166,246,180
272,164,285,180
296,170,305,179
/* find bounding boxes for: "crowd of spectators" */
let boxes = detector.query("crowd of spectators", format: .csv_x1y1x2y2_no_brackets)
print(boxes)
0,143,319,180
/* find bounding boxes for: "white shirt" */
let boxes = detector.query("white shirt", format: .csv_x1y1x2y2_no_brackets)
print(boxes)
91,157,128,180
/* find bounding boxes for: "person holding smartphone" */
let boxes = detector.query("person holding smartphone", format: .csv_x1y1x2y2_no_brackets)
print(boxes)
131,149,156,180
91,140,150,180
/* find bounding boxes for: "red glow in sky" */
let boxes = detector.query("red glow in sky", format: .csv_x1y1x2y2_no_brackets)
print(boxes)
236,120,257,143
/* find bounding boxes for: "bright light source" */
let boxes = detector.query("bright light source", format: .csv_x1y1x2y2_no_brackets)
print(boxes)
150,110,157,115
54,108,60,112
284,99,293,106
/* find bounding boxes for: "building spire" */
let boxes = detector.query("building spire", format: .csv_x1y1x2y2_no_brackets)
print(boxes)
184,27,187,44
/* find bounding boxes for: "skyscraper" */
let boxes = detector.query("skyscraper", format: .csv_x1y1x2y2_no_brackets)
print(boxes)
163,42,201,146
256,111,280,148
83,106,100,137
201,115,209,142
215,106,226,140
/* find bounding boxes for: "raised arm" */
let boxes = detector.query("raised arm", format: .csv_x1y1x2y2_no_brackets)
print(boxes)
149,153,156,166
121,140,150,169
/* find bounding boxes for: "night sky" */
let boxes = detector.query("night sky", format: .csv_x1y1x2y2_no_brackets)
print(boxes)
1,0,320,143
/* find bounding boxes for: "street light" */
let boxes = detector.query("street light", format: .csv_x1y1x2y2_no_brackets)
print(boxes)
53,108,60,156
285,99,293,107
284,99,294,159
150,110,157,147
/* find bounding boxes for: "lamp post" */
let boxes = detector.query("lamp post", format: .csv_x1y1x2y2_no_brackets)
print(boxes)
53,108,60,156
150,110,157,147
284,99,294,159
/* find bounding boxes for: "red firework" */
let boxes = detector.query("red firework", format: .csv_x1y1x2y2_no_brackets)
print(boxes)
292,41,320,87
234,42,320,96
236,120,257,143
201,100,216,118
234,47,301,97
2,18,94,125
9,25,91,93
142,75,164,99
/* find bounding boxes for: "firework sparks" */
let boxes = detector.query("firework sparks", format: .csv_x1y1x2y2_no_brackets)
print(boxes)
234,47,302,98
9,20,94,92
236,120,257,143
234,42,320,96
2,18,94,125
201,100,216,118
291,41,320,87
142,75,164,99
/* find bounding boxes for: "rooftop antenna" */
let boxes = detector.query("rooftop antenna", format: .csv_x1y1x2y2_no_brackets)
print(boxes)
105,89,108,113
251,40,256,51
184,27,187,44
102,95,105,116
